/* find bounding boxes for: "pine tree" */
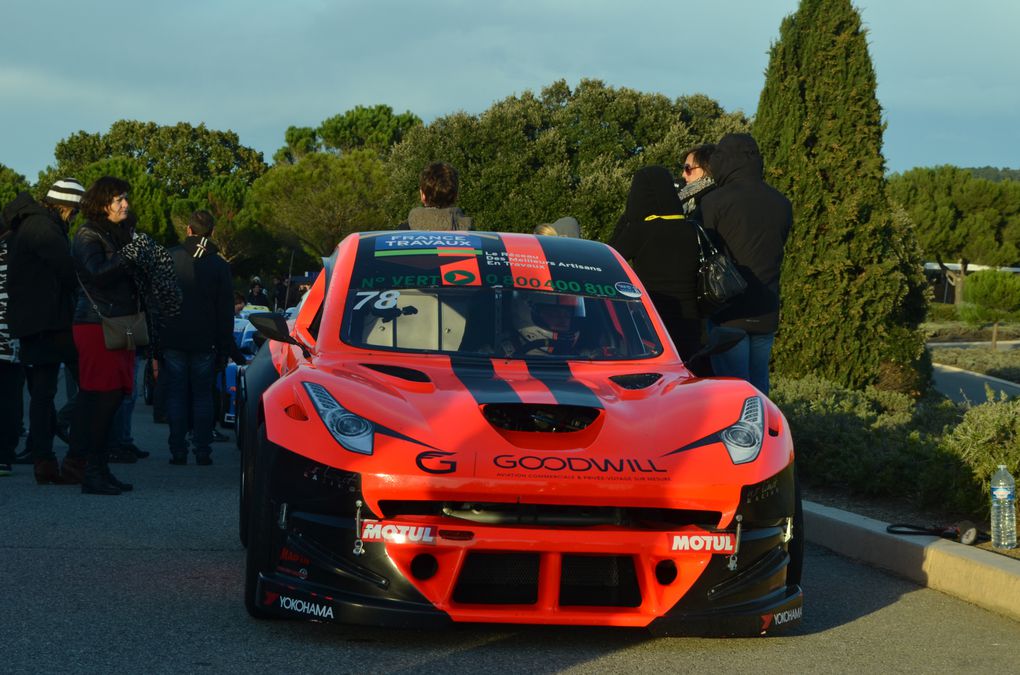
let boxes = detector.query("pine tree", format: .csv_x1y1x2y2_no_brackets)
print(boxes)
753,0,929,391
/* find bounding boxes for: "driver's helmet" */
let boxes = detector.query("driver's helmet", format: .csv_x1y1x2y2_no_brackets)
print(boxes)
512,291,586,354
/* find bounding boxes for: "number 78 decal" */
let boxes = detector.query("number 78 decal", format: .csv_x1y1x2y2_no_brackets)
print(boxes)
353,290,401,310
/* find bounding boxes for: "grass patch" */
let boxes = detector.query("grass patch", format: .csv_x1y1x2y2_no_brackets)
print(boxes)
923,320,1020,342
929,347,1020,384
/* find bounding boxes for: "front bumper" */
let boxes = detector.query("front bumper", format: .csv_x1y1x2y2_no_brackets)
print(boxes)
253,458,801,636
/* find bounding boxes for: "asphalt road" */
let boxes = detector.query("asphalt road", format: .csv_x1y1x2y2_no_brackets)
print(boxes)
4,399,1020,673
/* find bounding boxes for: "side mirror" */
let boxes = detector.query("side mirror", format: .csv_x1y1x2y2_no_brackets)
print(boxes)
248,312,313,359
248,312,294,344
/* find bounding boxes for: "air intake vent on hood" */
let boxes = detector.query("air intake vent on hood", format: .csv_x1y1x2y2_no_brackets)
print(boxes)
482,403,600,433
361,363,431,383
609,373,662,390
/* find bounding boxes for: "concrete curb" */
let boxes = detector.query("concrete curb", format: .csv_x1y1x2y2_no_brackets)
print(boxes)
804,500,1020,622
930,361,1020,390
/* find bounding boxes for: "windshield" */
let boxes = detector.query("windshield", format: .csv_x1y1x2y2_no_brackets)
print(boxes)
341,286,662,360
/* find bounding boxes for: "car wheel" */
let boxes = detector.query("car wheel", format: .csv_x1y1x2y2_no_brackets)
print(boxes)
244,423,279,619
787,467,804,587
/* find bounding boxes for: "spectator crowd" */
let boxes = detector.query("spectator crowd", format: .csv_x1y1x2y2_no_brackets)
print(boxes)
0,138,791,489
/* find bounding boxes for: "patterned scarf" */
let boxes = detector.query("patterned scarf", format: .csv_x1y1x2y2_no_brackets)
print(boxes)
678,176,716,214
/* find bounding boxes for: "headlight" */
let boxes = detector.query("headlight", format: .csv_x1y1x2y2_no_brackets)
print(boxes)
302,382,374,455
721,396,764,464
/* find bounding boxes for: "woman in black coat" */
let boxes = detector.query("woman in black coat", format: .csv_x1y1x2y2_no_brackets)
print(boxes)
610,166,702,365
71,176,138,495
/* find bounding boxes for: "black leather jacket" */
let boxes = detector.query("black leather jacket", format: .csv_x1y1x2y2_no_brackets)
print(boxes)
72,221,139,323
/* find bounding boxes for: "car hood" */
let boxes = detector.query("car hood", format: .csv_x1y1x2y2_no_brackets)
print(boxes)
265,355,789,514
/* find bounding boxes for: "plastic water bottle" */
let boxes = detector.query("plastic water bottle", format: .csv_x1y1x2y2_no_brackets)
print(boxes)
990,465,1016,549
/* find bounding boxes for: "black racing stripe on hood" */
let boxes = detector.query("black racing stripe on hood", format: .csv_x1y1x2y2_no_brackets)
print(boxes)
450,356,521,404
526,361,602,409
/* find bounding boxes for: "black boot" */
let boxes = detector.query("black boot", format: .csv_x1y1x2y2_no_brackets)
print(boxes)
81,461,121,495
102,465,133,492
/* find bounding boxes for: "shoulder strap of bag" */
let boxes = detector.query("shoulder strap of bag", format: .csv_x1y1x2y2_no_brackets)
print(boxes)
76,274,140,319
692,221,719,262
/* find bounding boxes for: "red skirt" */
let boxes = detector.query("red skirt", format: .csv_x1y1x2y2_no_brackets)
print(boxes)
73,323,135,393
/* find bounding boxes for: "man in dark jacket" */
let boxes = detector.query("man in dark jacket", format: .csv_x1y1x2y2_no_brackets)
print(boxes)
159,210,235,465
397,162,474,231
700,134,792,395
2,178,86,483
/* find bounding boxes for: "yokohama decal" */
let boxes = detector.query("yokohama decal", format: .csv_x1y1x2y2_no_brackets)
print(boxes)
671,533,737,553
361,521,437,544
263,591,335,619
761,605,802,631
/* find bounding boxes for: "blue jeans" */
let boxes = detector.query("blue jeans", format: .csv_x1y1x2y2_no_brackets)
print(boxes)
709,324,776,395
162,349,215,457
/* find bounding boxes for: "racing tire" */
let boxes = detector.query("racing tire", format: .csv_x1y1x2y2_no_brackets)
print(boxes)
787,467,805,587
244,423,279,619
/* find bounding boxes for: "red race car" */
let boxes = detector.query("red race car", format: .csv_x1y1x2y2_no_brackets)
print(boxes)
238,231,803,636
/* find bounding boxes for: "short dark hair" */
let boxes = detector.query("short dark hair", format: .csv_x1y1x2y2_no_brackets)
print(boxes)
419,162,459,208
188,210,215,236
682,143,716,178
81,176,131,222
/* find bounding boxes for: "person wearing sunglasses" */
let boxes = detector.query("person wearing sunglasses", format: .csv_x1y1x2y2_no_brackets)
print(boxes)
1,178,86,484
678,144,716,218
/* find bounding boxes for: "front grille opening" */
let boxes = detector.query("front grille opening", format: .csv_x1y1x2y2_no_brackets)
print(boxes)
482,403,600,433
559,555,641,607
452,553,539,605
376,500,721,528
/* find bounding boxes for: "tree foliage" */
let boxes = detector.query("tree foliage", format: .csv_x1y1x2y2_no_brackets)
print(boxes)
0,164,29,209
74,157,177,245
386,79,748,241
53,120,267,196
967,166,1020,183
888,166,1020,266
753,0,928,392
959,270,1020,349
319,104,421,155
248,150,389,257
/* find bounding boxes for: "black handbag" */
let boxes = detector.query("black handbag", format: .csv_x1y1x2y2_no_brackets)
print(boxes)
77,277,150,350
694,222,747,308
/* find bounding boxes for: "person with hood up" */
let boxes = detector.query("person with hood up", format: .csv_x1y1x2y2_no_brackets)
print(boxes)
398,162,474,231
2,178,86,484
159,210,236,466
700,133,792,395
610,166,701,364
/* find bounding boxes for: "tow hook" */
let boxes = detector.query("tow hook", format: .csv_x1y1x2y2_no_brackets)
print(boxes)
782,516,794,544
352,499,365,556
727,515,743,571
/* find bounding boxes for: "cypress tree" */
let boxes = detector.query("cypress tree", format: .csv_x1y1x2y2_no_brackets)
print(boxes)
753,0,928,391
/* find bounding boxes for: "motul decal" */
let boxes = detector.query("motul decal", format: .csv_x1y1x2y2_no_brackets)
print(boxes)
670,533,737,553
361,521,437,545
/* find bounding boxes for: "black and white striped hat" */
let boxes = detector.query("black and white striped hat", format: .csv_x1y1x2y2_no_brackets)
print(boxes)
44,178,86,208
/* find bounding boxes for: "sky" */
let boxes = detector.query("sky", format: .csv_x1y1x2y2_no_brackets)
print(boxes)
2,0,1018,182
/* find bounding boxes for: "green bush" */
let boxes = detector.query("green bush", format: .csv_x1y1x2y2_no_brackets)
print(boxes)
941,395,1020,515
771,376,960,502
927,303,958,322
929,347,1020,384
959,270,1020,327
